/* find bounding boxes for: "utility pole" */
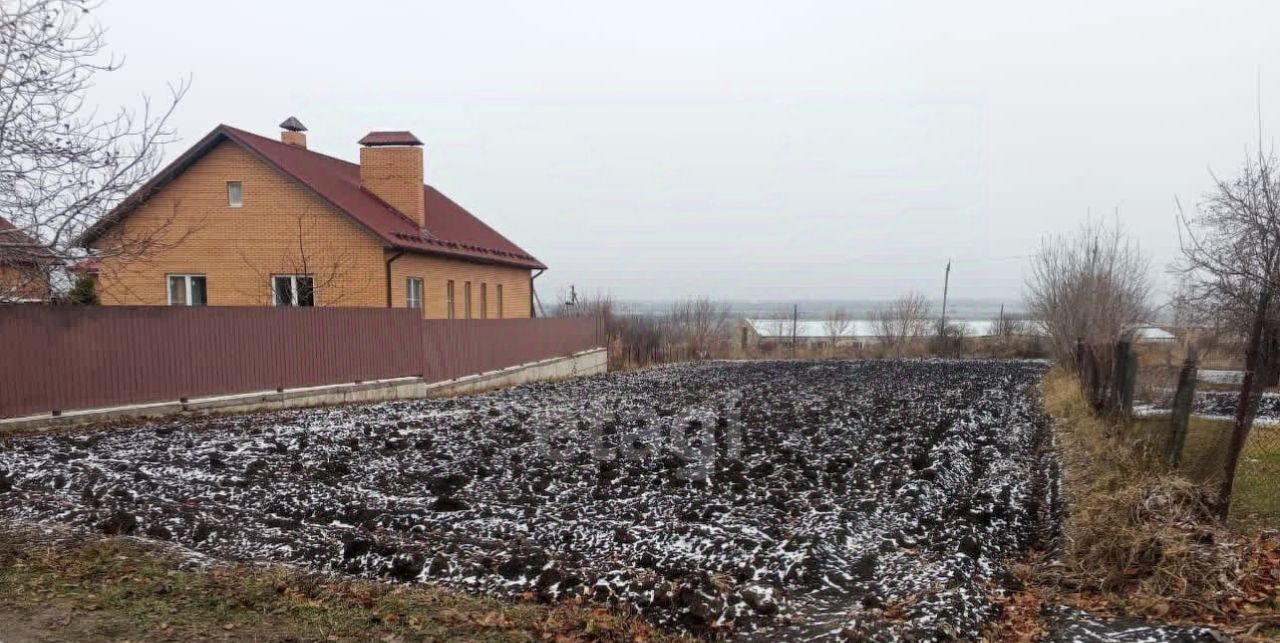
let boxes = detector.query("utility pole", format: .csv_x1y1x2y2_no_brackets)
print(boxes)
939,260,951,335
792,304,798,358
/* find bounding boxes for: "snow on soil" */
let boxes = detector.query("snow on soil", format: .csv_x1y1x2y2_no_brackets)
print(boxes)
1193,389,1280,421
1042,606,1227,643
1197,370,1243,385
0,360,1065,639
1141,388,1280,426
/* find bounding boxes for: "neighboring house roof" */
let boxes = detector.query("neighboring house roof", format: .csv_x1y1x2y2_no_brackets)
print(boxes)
78,124,545,270
67,258,101,274
1133,326,1176,342
0,215,60,266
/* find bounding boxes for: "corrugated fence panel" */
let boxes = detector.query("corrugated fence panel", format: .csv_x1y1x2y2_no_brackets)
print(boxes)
0,307,604,420
421,317,604,383
0,306,425,419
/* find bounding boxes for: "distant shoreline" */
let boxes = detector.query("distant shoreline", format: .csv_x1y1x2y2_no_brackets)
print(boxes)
611,298,1027,320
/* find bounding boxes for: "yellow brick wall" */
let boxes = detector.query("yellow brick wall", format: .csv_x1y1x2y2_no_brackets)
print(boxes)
359,146,425,226
388,252,532,319
0,264,50,300
92,139,535,315
94,140,386,307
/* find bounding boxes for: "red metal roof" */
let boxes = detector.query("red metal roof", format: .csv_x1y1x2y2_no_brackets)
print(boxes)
358,131,423,146
67,258,101,273
79,124,545,270
0,215,60,266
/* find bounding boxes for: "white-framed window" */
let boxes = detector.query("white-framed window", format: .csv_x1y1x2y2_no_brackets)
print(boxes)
406,277,423,310
446,280,455,319
497,284,504,318
167,274,208,306
227,181,243,208
272,274,314,307
480,283,488,319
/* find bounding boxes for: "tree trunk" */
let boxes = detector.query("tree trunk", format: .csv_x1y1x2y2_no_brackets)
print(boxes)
1220,288,1272,519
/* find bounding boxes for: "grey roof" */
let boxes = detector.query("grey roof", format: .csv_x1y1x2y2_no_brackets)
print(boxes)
279,116,307,132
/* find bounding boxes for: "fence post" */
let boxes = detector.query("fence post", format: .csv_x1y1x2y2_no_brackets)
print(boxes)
1106,340,1135,421
1121,342,1138,422
1081,344,1098,410
1166,347,1198,468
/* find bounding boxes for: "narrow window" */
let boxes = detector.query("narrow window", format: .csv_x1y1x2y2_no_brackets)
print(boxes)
446,280,455,319
227,181,243,208
272,275,315,307
497,284,504,318
167,274,208,306
406,277,423,310
480,283,488,319
464,281,472,319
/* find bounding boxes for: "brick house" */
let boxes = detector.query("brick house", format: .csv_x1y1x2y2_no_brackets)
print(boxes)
78,118,545,318
0,215,56,302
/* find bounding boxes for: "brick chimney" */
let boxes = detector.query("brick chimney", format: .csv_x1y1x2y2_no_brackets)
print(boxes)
279,116,307,148
358,131,425,227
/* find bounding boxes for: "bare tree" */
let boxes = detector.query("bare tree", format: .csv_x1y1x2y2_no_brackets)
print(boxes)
823,306,852,348
873,292,932,357
992,313,1025,340
1025,218,1152,363
0,0,189,299
1176,148,1280,518
670,296,732,357
234,211,373,306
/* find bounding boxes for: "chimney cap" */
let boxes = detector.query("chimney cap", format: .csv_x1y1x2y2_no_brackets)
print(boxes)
279,116,307,132
359,131,423,147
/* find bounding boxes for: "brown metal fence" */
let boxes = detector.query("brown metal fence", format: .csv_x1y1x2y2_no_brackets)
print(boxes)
0,306,604,420
421,317,604,382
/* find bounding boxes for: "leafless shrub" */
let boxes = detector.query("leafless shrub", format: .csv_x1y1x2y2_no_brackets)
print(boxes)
929,320,967,357
993,313,1026,339
1025,218,1152,363
872,292,932,357
553,291,615,320
669,297,732,357
0,0,189,300
1176,148,1280,517
823,307,852,348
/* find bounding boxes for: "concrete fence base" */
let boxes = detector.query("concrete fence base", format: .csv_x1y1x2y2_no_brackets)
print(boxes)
0,348,607,434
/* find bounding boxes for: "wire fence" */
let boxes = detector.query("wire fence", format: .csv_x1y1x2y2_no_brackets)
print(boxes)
1126,344,1280,522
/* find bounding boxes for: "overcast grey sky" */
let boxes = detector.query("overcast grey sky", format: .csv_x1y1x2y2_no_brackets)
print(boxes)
92,1,1280,303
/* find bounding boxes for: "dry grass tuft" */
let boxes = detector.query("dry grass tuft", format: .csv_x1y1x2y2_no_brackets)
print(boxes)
1039,368,1279,634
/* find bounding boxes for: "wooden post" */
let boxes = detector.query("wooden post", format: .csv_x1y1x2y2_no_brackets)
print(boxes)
1120,342,1138,423
1104,340,1133,420
1220,287,1272,519
1166,347,1198,468
1081,343,1100,410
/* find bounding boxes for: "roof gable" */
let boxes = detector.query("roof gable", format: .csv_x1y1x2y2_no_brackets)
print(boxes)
0,215,60,265
80,125,545,270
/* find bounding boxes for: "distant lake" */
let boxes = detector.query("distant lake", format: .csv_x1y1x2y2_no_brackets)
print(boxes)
612,298,1025,321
